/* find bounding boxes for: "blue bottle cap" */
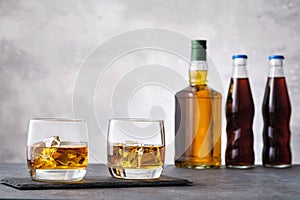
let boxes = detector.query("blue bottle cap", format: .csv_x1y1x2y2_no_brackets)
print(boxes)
269,55,284,60
232,54,248,59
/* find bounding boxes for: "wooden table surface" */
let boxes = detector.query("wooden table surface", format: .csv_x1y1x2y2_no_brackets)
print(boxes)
0,164,299,199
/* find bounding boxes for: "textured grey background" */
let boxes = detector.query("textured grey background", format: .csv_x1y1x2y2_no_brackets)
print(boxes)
0,0,299,164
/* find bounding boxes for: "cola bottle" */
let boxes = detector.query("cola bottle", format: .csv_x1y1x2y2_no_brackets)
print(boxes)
225,54,255,169
262,55,292,168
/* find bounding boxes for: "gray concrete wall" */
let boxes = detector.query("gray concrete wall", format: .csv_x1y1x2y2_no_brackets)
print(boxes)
0,0,299,164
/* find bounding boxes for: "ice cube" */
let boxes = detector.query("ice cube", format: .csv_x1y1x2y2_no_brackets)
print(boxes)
31,136,60,168
141,147,162,166
123,141,144,147
122,141,144,168
43,136,61,147
34,136,61,148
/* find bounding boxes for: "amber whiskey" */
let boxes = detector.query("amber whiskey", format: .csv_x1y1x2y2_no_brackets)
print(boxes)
175,40,222,169
27,141,88,171
108,143,165,178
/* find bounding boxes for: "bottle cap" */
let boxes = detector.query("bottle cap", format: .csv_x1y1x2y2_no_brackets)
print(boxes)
192,40,207,50
191,40,207,61
232,54,248,59
269,55,284,60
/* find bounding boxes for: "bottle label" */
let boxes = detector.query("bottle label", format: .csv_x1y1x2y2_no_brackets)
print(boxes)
269,67,284,77
232,66,248,78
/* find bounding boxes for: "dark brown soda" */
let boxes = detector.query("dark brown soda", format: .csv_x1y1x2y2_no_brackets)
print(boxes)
262,77,291,167
225,78,255,167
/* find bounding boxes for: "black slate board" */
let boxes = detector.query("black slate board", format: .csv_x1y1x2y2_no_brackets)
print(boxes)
1,176,193,190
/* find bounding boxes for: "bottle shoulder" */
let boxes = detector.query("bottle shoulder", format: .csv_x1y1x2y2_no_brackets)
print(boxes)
262,77,291,111
175,85,222,98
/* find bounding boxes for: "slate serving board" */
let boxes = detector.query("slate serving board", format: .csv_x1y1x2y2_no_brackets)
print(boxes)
1,176,193,190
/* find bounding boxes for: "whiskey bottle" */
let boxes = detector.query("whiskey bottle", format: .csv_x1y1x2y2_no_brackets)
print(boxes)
175,40,222,169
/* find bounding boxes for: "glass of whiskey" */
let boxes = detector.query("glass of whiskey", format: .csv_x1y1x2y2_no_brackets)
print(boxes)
27,118,88,182
107,118,165,179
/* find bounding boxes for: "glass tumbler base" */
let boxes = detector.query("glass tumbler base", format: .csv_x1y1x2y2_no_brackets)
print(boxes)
108,166,163,179
29,169,86,182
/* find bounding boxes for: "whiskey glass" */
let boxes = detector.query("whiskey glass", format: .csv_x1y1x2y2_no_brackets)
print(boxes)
107,118,165,179
27,118,88,182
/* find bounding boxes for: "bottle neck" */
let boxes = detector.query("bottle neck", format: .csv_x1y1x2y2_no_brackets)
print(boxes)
189,60,208,86
268,59,284,77
232,58,248,78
